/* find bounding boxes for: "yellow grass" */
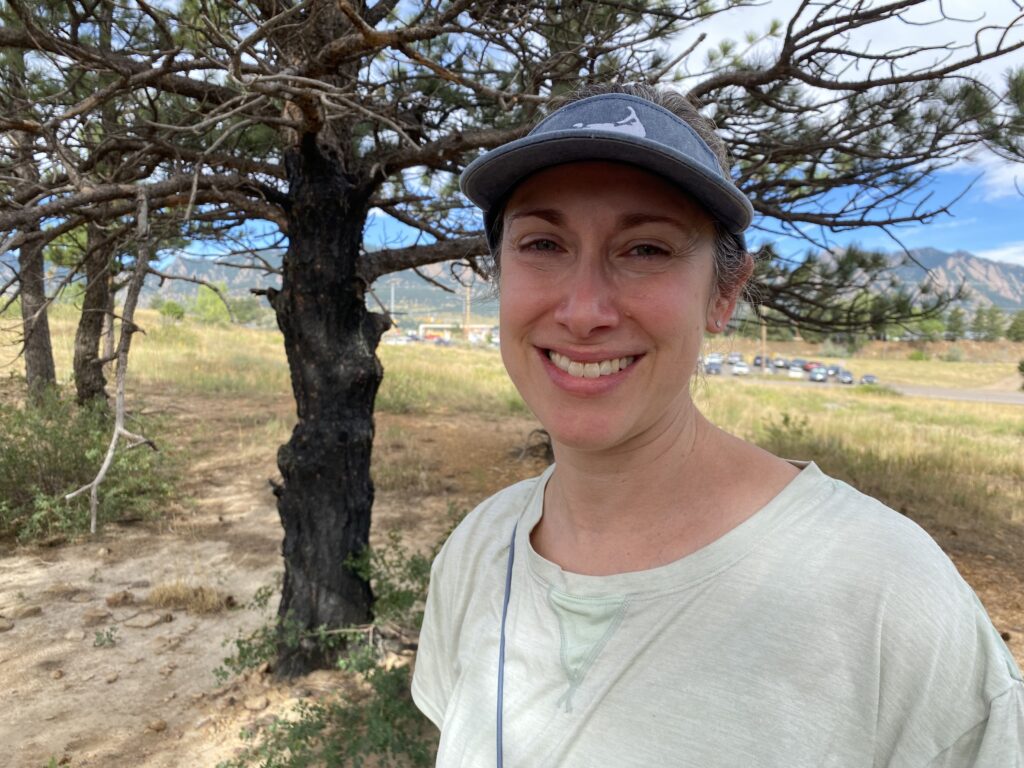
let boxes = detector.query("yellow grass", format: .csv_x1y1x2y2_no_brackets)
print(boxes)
3,305,1021,532
147,580,231,614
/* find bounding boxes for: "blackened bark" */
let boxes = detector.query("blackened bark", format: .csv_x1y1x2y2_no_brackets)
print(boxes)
73,225,111,405
18,232,56,400
273,135,389,676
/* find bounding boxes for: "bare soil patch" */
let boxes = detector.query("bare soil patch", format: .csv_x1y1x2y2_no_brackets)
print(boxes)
1,390,1020,767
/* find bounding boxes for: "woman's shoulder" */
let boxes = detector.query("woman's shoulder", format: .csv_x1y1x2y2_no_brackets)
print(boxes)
430,467,551,580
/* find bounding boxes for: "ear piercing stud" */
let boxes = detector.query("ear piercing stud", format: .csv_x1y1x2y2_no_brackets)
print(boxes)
714,320,722,329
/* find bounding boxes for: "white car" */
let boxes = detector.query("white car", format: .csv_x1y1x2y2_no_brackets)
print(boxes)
788,365,805,379
731,361,750,376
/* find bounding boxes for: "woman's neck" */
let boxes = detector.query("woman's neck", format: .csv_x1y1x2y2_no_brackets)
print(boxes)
534,401,732,575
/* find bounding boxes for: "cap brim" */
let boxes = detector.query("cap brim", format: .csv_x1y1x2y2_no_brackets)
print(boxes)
460,130,753,235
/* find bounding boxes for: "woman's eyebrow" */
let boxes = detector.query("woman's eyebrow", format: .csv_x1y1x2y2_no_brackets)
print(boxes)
617,212,692,230
505,208,564,225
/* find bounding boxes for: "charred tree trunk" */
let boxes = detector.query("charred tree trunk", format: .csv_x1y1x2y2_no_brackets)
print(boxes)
273,135,389,677
18,232,56,401
73,225,111,405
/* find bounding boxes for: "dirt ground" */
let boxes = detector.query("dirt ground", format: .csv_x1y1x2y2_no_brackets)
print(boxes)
0,391,1021,767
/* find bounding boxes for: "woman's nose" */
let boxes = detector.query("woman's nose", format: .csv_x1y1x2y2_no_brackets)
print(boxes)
552,257,620,338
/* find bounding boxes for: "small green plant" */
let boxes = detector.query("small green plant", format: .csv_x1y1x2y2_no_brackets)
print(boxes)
158,299,185,321
346,530,434,628
907,349,931,361
93,626,118,648
215,530,449,767
218,643,432,768
0,389,173,542
940,347,964,363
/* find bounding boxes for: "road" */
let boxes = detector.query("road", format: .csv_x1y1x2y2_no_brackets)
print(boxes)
889,384,1024,406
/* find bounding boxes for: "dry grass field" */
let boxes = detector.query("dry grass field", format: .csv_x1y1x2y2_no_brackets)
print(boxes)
0,306,1022,766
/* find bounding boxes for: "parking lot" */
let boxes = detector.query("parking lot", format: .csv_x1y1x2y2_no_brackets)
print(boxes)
699,352,879,386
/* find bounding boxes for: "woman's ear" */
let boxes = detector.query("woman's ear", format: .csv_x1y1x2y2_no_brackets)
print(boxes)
706,253,754,333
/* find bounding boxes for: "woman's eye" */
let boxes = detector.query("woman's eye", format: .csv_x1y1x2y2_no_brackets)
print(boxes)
629,243,669,258
524,239,559,252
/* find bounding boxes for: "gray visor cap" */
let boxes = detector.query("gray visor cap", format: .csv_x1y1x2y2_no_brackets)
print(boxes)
460,93,754,251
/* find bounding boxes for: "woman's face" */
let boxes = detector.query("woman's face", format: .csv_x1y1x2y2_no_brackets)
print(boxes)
498,161,736,453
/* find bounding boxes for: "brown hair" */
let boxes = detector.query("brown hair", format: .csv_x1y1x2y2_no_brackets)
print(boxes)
487,82,754,302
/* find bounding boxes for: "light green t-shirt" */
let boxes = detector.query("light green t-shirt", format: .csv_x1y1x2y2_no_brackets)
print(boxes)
412,463,1024,767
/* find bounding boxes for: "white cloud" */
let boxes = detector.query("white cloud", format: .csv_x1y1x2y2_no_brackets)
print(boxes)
964,151,1024,201
974,241,1024,266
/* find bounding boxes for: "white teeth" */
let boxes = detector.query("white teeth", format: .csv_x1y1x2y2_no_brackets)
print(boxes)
548,351,635,379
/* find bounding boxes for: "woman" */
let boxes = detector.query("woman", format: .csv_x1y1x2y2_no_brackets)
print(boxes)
411,84,1023,767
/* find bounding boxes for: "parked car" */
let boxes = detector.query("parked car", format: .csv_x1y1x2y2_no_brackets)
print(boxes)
826,364,841,377
791,358,808,370
838,369,854,385
705,352,724,365
727,352,744,365
731,361,750,376
773,357,789,369
788,365,806,379
705,361,723,375
859,374,879,385
809,366,828,382
803,360,822,372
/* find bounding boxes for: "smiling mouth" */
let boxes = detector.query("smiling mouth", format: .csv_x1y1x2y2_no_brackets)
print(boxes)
547,350,636,379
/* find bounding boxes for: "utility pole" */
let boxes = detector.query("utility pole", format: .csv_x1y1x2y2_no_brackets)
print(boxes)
463,281,472,340
760,315,768,376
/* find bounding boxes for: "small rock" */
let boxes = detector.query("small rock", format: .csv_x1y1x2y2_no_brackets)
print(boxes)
105,671,119,684
163,692,177,702
51,669,64,680
97,547,112,557
244,695,269,712
159,663,177,678
106,590,134,607
70,592,93,603
12,605,42,619
125,612,165,629
82,607,112,627
64,629,86,641
190,692,206,702
146,719,167,733
129,656,144,665
0,618,13,633
194,715,214,730
129,580,151,589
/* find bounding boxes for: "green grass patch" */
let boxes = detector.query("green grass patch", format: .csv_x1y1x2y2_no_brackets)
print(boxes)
0,388,175,542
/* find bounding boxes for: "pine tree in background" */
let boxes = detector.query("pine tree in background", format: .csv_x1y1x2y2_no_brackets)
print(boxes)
1007,311,1024,343
945,307,966,341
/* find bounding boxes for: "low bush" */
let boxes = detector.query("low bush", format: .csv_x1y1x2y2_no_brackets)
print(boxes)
216,529,445,768
0,388,171,542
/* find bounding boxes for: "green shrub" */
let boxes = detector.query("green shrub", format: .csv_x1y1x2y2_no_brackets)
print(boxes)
0,389,171,542
907,349,930,361
220,652,432,768
216,527,453,768
159,300,186,321
940,347,964,363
